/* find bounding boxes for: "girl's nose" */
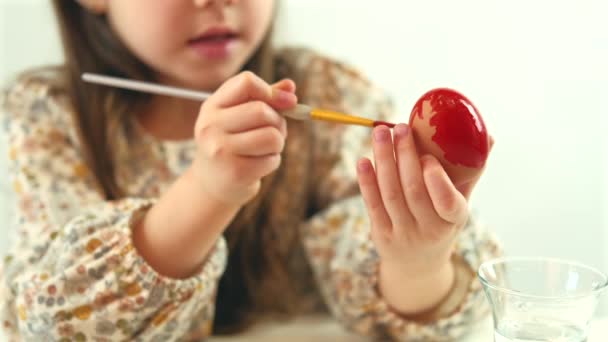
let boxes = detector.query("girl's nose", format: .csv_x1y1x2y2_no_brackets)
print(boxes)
193,0,238,8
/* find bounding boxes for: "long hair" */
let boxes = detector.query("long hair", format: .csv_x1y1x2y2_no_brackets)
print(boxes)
50,1,299,334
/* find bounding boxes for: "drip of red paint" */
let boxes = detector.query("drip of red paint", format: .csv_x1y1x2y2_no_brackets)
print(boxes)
411,89,488,168
373,121,396,128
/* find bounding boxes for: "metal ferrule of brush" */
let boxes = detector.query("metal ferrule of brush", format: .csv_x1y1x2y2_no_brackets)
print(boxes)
280,104,312,121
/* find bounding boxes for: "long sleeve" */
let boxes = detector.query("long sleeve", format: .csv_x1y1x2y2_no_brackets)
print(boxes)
299,61,502,340
0,77,227,341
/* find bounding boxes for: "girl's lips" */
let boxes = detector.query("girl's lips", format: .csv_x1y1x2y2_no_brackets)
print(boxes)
188,28,239,60
189,37,238,59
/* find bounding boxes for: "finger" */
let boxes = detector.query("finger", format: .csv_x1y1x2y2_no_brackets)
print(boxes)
228,127,285,157
211,71,297,110
218,101,287,137
421,155,469,224
393,124,440,227
272,79,297,94
235,154,282,182
357,158,392,236
269,80,293,138
372,126,412,227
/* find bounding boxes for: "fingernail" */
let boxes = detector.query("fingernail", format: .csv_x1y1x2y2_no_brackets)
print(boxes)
374,127,390,142
394,124,409,137
273,89,296,103
358,159,371,172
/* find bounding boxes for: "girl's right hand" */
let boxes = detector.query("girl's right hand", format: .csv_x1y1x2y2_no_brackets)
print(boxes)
192,71,298,206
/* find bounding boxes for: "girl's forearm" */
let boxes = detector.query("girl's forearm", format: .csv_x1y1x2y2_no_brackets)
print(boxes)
132,165,240,279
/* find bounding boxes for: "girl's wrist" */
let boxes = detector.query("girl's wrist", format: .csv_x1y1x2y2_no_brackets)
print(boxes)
379,256,456,317
381,249,454,280
188,156,253,208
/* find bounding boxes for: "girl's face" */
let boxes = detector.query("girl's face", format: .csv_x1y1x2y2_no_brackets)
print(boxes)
98,0,275,91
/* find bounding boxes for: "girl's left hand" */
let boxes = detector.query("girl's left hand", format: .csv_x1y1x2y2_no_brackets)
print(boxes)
356,123,491,314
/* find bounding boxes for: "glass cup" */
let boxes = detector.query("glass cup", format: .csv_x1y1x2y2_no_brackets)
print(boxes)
478,257,608,342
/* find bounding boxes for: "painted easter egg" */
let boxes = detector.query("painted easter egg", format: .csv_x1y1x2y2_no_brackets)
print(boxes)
409,88,489,187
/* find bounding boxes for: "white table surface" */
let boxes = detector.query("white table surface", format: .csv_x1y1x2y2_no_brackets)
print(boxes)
208,315,608,342
0,315,604,341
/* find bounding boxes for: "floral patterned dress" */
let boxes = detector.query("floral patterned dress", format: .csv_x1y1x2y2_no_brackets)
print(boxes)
0,48,501,341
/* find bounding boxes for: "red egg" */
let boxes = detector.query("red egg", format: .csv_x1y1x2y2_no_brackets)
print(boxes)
409,88,489,187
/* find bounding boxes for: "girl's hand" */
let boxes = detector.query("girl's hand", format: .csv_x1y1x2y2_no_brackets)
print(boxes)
356,123,492,315
192,71,297,206
132,72,297,279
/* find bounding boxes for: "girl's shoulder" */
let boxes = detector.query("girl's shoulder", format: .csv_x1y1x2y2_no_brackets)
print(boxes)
1,67,72,126
275,47,393,112
276,47,376,98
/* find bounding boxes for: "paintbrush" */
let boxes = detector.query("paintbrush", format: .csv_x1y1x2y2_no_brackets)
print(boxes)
81,73,396,128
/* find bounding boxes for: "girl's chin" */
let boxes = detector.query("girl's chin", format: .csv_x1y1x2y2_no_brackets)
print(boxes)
159,72,230,93
173,65,246,91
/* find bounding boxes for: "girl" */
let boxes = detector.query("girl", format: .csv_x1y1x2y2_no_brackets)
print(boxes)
0,0,500,340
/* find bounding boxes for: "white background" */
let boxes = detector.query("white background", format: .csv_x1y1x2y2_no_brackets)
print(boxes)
1,0,607,326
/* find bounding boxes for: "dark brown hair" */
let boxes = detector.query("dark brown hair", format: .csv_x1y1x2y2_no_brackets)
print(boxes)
51,0,298,334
